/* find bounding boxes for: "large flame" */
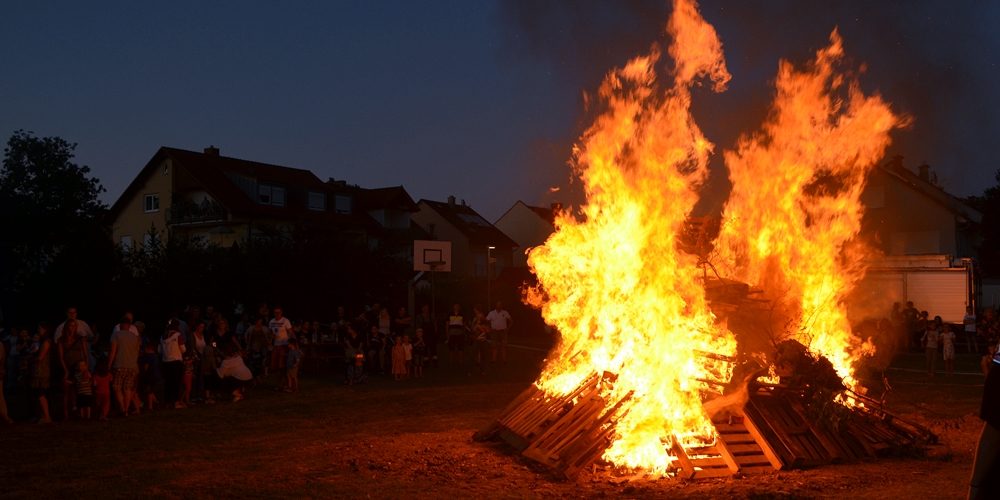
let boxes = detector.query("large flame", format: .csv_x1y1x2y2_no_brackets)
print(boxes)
525,0,902,472
714,30,903,393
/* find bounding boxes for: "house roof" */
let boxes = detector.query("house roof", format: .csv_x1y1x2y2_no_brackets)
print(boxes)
418,198,518,248
879,158,983,224
355,186,418,213
108,147,377,230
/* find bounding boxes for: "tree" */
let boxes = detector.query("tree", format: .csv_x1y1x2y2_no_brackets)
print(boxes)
0,130,111,323
968,169,1000,278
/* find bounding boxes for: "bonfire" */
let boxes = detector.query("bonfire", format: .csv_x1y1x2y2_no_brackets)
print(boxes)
477,0,934,479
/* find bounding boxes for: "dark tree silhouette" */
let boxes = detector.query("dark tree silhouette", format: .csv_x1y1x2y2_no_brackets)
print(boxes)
971,169,1000,278
0,130,111,323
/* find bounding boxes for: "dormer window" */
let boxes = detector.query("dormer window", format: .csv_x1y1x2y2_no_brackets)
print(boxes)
308,191,326,211
259,184,285,207
334,194,352,214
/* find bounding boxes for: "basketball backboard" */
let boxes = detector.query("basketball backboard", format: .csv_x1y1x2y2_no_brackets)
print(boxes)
414,240,452,272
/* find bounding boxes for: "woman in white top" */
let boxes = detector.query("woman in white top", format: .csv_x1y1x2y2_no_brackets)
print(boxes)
160,320,186,408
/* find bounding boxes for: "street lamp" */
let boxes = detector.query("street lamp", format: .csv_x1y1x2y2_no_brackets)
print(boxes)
487,245,496,308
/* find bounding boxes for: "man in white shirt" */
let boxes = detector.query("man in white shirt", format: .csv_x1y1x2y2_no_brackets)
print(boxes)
269,306,293,376
54,307,94,342
486,301,512,363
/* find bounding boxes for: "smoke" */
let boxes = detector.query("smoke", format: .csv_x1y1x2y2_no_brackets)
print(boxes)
499,0,1000,199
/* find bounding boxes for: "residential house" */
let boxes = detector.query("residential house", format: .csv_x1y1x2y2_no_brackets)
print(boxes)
494,201,561,267
108,146,413,250
411,196,517,278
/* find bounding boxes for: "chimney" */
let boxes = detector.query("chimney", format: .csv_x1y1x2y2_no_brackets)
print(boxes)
447,195,456,207
204,145,220,156
918,163,930,182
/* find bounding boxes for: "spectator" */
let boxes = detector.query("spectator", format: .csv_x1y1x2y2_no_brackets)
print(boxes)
54,307,94,343
285,338,302,393
391,335,407,381
0,333,11,424
486,301,513,363
189,322,208,400
216,346,252,402
74,360,93,420
472,307,490,375
246,317,271,380
137,341,161,411
93,361,112,421
343,325,364,385
200,337,220,404
181,352,195,406
31,323,53,424
921,318,941,378
269,306,293,382
941,319,957,376
969,335,1000,499
966,306,979,353
403,335,413,376
160,320,186,409
414,304,438,368
57,320,89,420
108,315,141,416
367,325,386,375
412,328,427,378
377,308,392,338
446,304,468,367
393,307,412,337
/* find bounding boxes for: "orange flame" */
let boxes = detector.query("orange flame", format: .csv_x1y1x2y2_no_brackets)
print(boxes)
714,29,903,394
526,0,902,472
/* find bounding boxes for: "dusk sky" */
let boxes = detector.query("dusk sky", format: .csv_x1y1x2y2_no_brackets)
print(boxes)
2,1,998,221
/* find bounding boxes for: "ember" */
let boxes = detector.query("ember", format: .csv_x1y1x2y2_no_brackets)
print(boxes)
478,0,928,479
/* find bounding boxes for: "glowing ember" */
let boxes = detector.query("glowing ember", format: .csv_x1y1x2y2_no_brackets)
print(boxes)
525,0,903,473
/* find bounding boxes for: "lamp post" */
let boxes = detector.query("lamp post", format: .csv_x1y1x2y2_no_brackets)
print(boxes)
487,245,496,308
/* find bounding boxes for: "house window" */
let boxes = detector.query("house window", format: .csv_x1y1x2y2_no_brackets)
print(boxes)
308,191,326,211
334,194,352,214
258,185,286,207
142,232,158,249
144,194,160,213
120,235,133,252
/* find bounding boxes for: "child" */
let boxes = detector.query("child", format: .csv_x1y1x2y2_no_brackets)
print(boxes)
402,335,413,379
285,338,302,393
921,319,941,377
941,320,957,376
412,328,427,378
391,336,407,381
138,341,161,411
181,352,195,405
93,361,113,421
74,360,94,420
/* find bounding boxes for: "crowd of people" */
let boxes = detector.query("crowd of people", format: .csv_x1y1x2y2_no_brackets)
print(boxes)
885,301,1000,377
0,299,515,424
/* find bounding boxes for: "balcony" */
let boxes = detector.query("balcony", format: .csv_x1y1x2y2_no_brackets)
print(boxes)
168,198,227,225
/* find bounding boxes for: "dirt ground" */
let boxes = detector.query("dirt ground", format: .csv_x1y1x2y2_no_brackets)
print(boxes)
0,344,988,499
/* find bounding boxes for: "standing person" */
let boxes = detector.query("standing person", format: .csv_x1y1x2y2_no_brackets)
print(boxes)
54,307,94,343
343,325,364,385
941,320,957,377
285,339,302,393
472,307,491,375
269,307,293,383
415,304,438,368
57,320,89,420
367,325,386,375
412,328,427,379
160,320,186,409
108,316,141,416
73,361,93,420
0,335,11,423
391,336,407,381
446,304,467,367
969,338,1000,499
188,322,208,401
402,335,413,378
31,323,53,423
966,306,979,353
92,361,112,421
486,301,513,363
246,317,271,380
921,318,941,378
137,341,161,411
393,307,412,337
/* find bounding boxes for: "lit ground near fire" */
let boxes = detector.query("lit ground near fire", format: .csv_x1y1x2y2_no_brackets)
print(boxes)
0,343,984,499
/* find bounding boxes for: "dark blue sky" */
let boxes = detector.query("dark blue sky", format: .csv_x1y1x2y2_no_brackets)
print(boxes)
3,1,998,220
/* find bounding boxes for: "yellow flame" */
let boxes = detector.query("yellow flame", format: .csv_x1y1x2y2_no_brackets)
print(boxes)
525,0,901,472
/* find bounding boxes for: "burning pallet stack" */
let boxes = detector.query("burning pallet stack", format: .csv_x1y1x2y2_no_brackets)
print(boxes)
476,367,935,480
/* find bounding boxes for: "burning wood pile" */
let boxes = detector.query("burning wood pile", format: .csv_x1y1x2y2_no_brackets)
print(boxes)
477,0,933,481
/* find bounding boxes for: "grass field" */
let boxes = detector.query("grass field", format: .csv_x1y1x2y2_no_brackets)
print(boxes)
0,344,990,499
